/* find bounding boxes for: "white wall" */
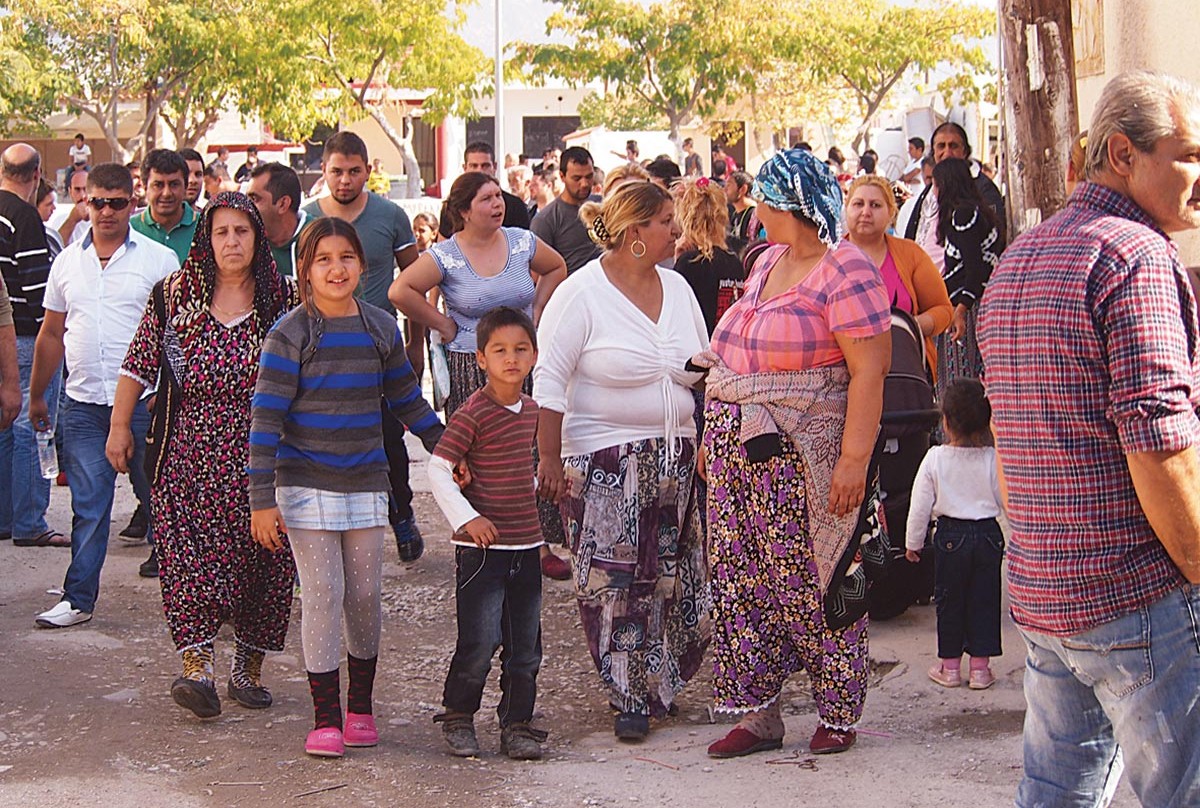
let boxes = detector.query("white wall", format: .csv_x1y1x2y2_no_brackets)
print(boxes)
1074,0,1200,263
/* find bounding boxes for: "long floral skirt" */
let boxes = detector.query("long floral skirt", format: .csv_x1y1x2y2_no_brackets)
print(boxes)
559,437,710,717
704,400,868,729
935,305,983,399
446,350,564,546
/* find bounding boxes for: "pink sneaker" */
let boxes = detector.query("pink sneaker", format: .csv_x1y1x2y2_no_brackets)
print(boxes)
928,664,962,688
343,713,379,747
305,727,345,758
968,667,996,690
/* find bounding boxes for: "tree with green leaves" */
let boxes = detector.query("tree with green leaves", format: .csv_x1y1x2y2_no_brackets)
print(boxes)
277,0,487,196
513,0,772,151
782,0,995,152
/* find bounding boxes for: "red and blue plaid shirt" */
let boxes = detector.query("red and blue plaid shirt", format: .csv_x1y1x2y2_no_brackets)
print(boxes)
978,182,1199,637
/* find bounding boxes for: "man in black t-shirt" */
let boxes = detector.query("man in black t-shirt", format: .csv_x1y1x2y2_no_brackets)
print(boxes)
438,142,531,238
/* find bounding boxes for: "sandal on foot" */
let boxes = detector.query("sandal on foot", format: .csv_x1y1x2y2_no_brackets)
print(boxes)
343,713,379,747
707,726,784,758
305,727,345,758
14,530,69,547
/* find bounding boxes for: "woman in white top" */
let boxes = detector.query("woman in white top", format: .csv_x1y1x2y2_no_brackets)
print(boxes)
389,171,572,579
534,181,711,742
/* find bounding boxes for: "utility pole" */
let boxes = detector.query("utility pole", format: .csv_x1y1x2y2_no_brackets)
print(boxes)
999,0,1078,239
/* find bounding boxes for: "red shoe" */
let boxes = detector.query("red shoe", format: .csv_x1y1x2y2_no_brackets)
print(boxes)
540,551,572,581
343,712,378,747
56,471,68,487
809,726,856,755
707,726,783,758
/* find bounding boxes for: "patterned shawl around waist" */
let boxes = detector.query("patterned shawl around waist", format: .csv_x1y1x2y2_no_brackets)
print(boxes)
694,349,855,595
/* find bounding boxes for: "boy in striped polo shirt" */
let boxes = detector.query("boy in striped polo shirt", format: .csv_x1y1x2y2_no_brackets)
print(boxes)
428,306,548,761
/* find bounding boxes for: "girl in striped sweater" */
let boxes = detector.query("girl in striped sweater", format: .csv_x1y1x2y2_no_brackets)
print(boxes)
249,218,443,758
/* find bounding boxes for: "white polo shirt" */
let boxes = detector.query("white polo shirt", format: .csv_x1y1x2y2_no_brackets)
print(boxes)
43,228,179,405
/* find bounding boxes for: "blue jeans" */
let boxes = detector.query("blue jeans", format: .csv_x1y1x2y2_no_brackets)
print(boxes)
59,397,151,613
1017,585,1200,807
442,546,542,727
0,335,61,539
933,516,1003,659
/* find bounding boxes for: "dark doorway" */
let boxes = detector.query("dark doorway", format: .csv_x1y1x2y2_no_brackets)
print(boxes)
522,116,581,160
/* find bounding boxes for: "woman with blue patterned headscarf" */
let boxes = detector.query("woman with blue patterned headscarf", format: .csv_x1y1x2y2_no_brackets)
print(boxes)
698,148,892,757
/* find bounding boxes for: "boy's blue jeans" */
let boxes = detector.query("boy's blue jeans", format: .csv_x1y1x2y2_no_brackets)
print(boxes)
442,546,542,728
1016,585,1200,807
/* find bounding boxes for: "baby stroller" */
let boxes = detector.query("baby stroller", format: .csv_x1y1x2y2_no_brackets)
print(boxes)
869,308,940,620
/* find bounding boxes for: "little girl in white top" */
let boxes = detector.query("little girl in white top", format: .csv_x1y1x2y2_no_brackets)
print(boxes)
906,378,1005,690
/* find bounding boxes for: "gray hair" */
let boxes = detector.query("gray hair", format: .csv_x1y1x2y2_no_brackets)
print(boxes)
1086,70,1200,177
507,164,532,184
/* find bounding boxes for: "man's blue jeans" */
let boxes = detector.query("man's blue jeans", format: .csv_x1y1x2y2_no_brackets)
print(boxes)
59,397,151,614
0,335,61,539
1016,585,1200,807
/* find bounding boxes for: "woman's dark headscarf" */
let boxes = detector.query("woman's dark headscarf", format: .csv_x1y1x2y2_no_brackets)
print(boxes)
168,192,293,347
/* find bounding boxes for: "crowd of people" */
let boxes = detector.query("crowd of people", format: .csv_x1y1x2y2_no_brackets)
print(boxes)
0,68,1198,805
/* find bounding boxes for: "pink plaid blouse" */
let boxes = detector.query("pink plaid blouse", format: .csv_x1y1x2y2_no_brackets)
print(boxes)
710,240,889,374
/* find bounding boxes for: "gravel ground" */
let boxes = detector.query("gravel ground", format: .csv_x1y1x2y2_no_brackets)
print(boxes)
0,435,1137,808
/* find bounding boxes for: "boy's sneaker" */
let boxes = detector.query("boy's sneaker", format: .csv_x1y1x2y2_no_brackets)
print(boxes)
499,720,547,758
435,713,480,757
393,517,424,563
500,723,547,760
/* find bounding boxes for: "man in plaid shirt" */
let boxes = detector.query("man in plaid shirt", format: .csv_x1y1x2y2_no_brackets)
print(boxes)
979,71,1200,807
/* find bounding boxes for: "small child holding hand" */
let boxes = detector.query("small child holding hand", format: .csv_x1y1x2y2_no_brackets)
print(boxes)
427,306,548,760
906,378,1005,690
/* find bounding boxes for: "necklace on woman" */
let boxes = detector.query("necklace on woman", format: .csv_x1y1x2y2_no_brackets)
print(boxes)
211,299,253,318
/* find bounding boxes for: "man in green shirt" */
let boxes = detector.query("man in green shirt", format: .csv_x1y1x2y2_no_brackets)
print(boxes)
247,161,309,277
130,149,197,265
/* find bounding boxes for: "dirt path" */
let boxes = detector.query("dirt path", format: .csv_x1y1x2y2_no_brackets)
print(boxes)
0,443,1136,808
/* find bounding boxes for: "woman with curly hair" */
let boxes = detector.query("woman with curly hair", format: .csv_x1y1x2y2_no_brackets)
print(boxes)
672,176,746,336
109,192,300,719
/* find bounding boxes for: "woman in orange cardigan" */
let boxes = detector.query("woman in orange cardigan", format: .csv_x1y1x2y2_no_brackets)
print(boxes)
844,175,952,380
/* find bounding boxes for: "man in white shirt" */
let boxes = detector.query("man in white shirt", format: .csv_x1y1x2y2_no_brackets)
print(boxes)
68,134,91,172
900,137,925,196
57,167,91,246
28,163,179,628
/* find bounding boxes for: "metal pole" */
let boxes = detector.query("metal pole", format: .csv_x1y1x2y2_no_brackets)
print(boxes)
494,0,504,168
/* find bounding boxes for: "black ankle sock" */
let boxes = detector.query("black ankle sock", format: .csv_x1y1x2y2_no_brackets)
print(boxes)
346,654,377,715
307,669,342,730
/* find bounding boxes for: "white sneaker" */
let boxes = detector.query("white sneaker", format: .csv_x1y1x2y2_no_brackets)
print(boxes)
35,600,92,628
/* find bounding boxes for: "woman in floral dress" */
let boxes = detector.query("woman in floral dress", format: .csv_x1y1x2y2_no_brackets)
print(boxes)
109,193,299,719
699,150,890,758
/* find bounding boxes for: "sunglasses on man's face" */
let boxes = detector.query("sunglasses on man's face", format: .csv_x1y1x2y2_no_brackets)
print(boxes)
88,197,131,211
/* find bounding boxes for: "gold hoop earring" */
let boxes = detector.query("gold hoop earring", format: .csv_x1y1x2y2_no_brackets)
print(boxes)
630,239,647,259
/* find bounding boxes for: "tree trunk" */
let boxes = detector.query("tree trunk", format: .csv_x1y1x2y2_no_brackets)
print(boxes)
1000,0,1078,238
361,102,421,197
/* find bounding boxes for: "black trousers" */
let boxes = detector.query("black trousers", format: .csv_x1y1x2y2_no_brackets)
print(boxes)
381,401,413,524
933,516,1004,659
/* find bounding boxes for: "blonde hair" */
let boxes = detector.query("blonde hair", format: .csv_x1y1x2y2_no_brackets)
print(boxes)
579,181,671,250
845,174,899,226
672,178,728,259
602,162,651,196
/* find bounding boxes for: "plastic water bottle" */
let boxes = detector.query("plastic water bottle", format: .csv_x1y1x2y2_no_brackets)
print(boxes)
36,430,58,480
